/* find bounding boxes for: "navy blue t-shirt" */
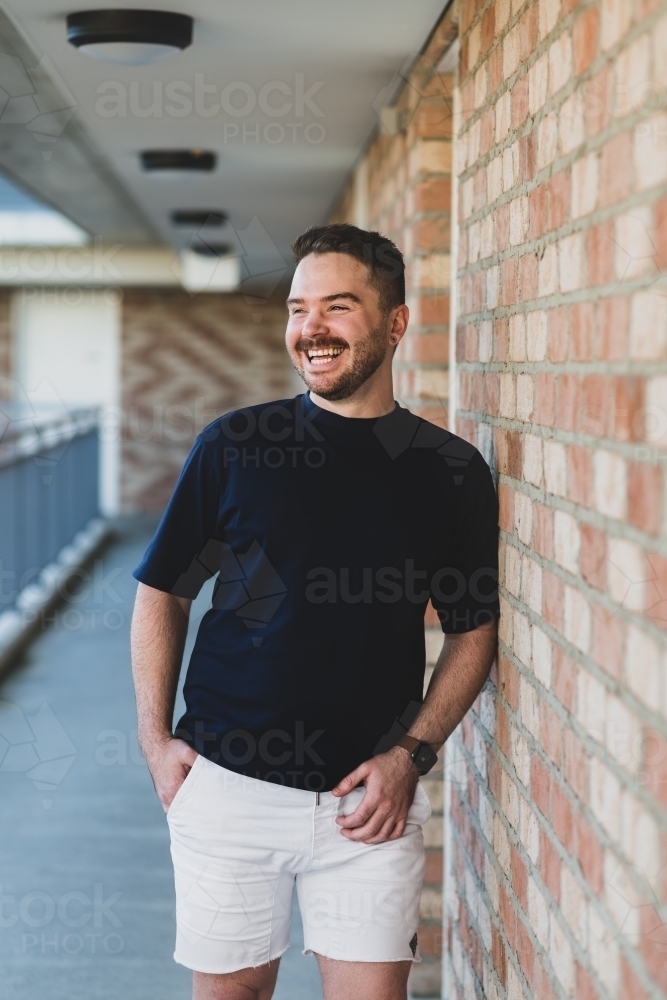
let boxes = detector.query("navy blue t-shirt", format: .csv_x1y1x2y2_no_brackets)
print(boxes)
133,393,499,791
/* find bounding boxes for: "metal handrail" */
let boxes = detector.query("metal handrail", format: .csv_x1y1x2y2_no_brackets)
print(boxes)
0,403,99,469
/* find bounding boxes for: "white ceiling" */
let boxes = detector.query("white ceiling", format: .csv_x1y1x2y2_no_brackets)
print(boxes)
0,0,446,283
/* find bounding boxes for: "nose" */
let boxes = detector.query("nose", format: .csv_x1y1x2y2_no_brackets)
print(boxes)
301,306,328,338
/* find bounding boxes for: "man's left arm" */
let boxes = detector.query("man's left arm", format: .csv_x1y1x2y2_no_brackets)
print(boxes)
333,617,497,844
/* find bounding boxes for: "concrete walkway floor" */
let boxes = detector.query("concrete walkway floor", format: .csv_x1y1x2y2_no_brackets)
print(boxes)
0,519,323,1000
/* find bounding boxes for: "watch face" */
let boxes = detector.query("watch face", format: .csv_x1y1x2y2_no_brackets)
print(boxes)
414,744,438,774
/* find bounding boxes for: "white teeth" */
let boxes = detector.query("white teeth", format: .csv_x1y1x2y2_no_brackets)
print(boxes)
306,347,344,361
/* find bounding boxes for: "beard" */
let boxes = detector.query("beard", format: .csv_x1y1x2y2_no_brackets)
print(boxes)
292,323,388,401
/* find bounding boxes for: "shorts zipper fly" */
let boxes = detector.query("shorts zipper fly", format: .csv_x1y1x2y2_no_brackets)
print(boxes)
316,792,320,805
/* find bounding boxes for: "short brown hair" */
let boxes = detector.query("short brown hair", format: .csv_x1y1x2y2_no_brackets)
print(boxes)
291,223,405,314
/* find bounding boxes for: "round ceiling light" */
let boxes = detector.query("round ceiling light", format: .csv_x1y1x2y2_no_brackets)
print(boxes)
171,210,227,227
140,150,216,176
190,241,233,257
67,9,193,65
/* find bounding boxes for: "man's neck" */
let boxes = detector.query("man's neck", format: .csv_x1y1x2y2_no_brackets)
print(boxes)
308,382,396,420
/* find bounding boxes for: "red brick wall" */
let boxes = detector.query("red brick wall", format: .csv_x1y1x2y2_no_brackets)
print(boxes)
448,0,667,997
120,289,293,513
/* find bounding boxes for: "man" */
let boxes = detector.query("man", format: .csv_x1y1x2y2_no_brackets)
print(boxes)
131,223,499,1000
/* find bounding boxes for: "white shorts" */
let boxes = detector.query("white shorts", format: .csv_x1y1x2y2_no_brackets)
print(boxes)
166,754,432,973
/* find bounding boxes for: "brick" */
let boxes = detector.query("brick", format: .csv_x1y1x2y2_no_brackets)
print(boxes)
575,963,600,1000
641,904,667,993
534,372,555,425
546,170,571,230
518,252,538,301
573,5,599,73
597,295,628,360
517,914,536,982
600,131,633,207
533,502,554,559
556,373,580,431
519,3,538,60
591,609,624,680
499,652,520,712
529,52,549,116
541,700,563,767
576,815,604,895
630,290,667,360
580,524,607,589
593,450,627,519
548,31,573,97
531,754,551,818
581,374,612,437
571,152,598,219
559,232,585,292
600,0,633,50
620,957,651,1000
552,781,576,852
528,182,546,239
608,538,646,611
586,220,615,285
564,726,588,803
554,509,580,574
614,375,644,442
553,644,576,712
537,110,559,170
568,445,593,507
560,89,585,155
535,956,559,1000
511,74,530,130
539,0,561,39
645,552,667,631
492,924,507,985
628,462,662,535
547,305,569,361
544,440,567,496
584,67,613,138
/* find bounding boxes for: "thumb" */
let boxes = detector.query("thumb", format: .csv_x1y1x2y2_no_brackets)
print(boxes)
332,761,370,797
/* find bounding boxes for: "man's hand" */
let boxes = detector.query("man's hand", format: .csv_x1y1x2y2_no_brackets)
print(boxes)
332,747,419,844
143,737,198,814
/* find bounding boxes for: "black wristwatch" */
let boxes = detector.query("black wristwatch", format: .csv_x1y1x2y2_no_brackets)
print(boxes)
396,734,438,775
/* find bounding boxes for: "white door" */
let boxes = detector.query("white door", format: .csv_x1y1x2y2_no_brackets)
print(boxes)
13,288,121,516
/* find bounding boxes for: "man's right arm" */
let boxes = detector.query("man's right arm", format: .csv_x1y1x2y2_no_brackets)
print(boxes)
130,582,197,813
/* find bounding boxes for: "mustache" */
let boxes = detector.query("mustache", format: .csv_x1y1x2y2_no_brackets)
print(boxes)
294,337,348,352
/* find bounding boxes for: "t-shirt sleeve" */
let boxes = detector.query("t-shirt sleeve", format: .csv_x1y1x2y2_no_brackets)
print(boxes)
133,436,222,598
430,449,500,634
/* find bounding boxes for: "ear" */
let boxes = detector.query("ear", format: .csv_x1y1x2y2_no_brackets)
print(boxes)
388,304,409,346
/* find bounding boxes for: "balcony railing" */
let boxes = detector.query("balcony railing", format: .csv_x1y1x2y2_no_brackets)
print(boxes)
0,404,100,609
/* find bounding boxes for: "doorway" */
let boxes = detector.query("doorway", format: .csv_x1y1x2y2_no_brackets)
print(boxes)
13,287,121,516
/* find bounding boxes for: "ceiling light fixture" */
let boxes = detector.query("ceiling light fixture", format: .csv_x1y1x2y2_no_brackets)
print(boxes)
67,9,193,65
171,210,227,227
190,241,233,257
140,150,216,174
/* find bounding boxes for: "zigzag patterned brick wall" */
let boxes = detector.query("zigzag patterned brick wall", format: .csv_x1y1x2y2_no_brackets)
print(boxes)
120,289,294,513
0,289,13,393
448,0,667,997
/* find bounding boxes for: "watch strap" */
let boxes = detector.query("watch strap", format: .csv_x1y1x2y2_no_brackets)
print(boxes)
396,734,421,755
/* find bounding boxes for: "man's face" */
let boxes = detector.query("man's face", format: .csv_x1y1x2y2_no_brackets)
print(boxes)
285,252,397,401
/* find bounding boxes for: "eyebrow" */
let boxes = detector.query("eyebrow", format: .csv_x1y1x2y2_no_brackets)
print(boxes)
286,291,362,306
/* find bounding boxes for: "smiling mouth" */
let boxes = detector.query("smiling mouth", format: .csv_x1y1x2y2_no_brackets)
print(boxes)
304,346,346,366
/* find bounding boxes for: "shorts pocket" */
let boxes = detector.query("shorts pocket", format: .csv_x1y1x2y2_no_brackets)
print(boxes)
410,781,433,824
166,753,202,819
